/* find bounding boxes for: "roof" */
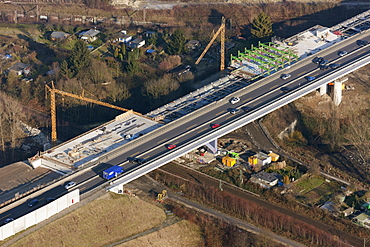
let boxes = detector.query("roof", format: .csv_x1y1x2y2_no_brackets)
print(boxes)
146,49,156,54
51,31,70,39
252,171,281,183
79,29,100,37
354,213,370,222
8,62,30,72
131,38,144,43
117,33,132,39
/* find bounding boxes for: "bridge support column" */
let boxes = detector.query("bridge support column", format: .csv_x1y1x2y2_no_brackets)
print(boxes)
333,79,343,106
319,84,327,95
205,139,218,154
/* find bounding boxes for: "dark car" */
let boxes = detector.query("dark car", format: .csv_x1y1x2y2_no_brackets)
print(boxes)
357,40,369,46
329,63,341,69
242,106,253,113
4,218,14,224
306,76,316,81
46,197,55,203
319,64,329,70
312,57,323,64
281,87,292,93
319,59,329,66
28,198,39,207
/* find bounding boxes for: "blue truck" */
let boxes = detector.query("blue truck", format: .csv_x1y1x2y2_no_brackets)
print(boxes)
103,165,124,180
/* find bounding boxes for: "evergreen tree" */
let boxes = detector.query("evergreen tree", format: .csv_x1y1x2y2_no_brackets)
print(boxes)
121,43,126,58
68,40,91,77
251,12,273,39
148,33,158,46
60,60,72,79
114,46,119,58
167,29,187,55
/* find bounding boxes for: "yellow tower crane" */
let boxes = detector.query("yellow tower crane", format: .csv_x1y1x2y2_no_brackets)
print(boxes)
46,82,143,143
195,16,226,71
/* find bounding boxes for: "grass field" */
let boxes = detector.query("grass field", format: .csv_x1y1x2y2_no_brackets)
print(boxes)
117,220,201,247
8,193,200,247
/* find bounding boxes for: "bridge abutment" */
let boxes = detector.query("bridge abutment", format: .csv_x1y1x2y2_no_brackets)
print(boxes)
205,139,218,154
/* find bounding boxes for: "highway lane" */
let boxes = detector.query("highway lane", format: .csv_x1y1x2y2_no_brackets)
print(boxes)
2,34,370,225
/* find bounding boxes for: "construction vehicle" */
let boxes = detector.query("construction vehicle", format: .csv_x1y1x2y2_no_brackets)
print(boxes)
156,190,168,202
195,16,226,71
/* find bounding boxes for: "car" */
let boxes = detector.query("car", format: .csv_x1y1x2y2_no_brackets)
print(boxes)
229,108,241,114
338,51,347,57
280,74,291,80
329,63,341,69
4,218,14,224
229,97,240,104
211,124,220,129
319,64,329,70
312,57,323,64
280,87,292,93
357,40,369,46
167,144,177,150
134,158,146,165
306,76,316,81
46,197,55,203
242,106,253,113
319,59,329,66
27,198,39,207
64,181,76,190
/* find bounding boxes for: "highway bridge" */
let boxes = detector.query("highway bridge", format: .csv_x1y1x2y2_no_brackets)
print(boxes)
2,13,370,238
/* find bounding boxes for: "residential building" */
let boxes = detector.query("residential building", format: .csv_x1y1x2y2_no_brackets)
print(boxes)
127,38,145,49
50,31,70,41
79,29,100,42
7,62,31,76
114,31,132,43
250,171,282,188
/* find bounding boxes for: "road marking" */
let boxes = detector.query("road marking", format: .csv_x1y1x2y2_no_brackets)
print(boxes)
0,214,11,220
226,115,234,119
186,124,197,130
80,187,86,191
197,128,208,133
157,138,168,144
144,155,151,159
215,111,224,116
131,151,140,156
243,97,252,103
270,85,278,90
173,141,179,145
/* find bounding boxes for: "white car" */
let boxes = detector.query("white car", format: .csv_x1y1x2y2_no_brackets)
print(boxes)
229,108,241,114
64,181,76,190
230,97,240,104
280,74,291,80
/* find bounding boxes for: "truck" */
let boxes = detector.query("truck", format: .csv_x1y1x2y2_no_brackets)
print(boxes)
103,165,124,180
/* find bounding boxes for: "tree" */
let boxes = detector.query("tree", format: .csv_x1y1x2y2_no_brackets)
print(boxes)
148,33,158,46
167,29,187,55
144,74,179,99
251,12,273,38
68,40,91,78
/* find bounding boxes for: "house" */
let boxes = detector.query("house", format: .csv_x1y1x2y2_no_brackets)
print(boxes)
7,62,31,76
50,31,70,41
186,40,201,50
320,201,336,212
342,207,354,217
257,151,272,166
353,213,370,227
127,38,145,49
115,31,132,43
250,171,282,188
79,29,100,42
143,31,156,39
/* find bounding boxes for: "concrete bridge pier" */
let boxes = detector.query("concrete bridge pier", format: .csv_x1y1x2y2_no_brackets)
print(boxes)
319,84,327,95
333,79,343,106
205,139,218,154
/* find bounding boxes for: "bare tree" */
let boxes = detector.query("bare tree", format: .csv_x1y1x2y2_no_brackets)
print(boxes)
144,74,179,99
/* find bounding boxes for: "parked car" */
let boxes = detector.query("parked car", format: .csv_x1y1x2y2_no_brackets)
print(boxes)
167,144,177,150
229,108,240,114
280,74,291,80
211,124,220,129
28,198,39,207
312,57,323,64
329,63,341,69
338,51,347,57
281,87,292,93
229,97,240,104
64,181,76,190
4,218,14,224
306,76,316,81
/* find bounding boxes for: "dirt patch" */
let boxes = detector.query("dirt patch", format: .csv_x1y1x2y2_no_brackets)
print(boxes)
117,220,201,247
